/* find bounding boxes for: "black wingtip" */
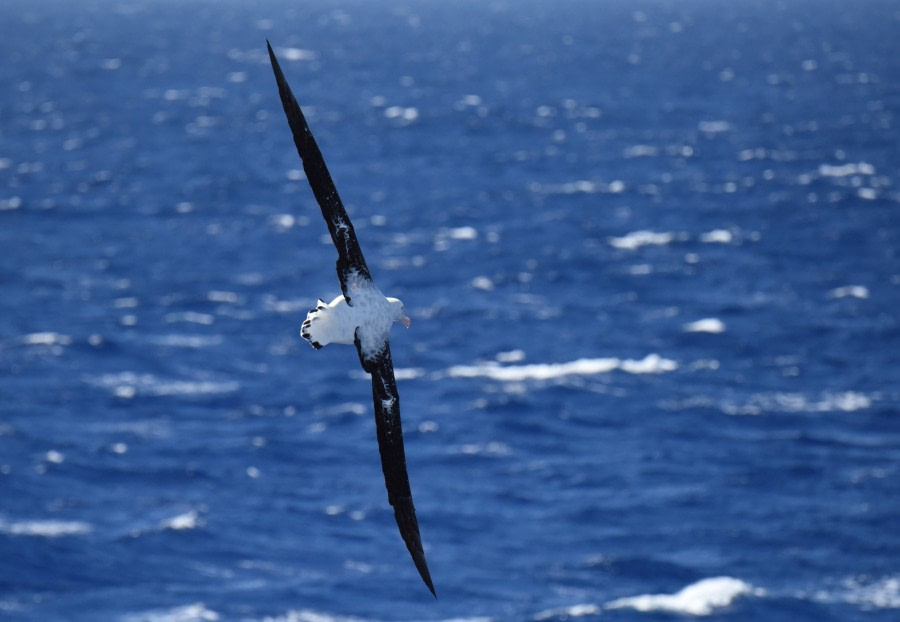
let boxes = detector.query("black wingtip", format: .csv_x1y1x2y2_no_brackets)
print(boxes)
393,497,436,597
266,40,280,73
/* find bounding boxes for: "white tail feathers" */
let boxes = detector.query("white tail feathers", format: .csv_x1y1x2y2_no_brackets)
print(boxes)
300,296,358,349
300,299,328,349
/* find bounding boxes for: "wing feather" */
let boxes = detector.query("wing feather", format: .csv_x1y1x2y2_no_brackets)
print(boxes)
267,41,371,303
355,332,436,597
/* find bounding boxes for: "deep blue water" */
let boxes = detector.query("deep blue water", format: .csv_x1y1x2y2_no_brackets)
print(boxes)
2,0,899,620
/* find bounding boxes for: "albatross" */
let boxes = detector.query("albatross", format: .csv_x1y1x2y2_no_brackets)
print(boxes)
266,41,435,597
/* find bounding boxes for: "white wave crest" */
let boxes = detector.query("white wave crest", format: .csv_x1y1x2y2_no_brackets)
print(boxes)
700,229,733,244
122,603,220,622
278,47,318,62
259,610,367,622
818,162,875,177
534,603,599,620
723,391,872,415
86,372,240,398
609,230,676,250
606,577,759,616
150,335,224,348
0,518,92,537
159,510,202,531
841,575,900,609
828,285,869,299
20,332,72,346
683,318,726,333
447,354,677,382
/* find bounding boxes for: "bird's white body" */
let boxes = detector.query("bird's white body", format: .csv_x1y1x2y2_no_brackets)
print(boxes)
301,271,407,353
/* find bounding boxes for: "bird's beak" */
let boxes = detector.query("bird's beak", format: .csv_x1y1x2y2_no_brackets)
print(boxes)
401,315,411,329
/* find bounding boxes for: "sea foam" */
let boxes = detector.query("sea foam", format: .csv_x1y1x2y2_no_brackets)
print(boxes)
0,518,92,537
447,353,677,382
606,577,759,616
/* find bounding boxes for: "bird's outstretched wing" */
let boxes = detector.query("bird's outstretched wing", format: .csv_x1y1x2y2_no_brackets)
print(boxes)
267,40,372,304
355,331,436,597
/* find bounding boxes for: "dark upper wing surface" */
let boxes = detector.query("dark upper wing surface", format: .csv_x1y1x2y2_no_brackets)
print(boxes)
355,334,436,597
267,41,371,302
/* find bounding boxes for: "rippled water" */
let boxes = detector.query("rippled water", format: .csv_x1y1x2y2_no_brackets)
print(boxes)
2,0,899,620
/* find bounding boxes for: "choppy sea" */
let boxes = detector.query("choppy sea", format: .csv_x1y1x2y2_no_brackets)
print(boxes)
2,1,899,620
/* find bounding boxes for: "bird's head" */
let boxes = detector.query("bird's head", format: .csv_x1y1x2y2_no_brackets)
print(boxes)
386,297,411,329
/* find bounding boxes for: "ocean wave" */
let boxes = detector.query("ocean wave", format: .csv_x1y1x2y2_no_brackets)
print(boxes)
159,510,203,531
818,162,875,177
722,391,872,415
812,575,900,610
609,230,677,250
150,335,224,348
606,577,760,616
19,332,73,346
259,611,368,622
447,354,677,382
85,372,240,398
0,518,92,537
827,285,870,299
699,229,733,244
839,575,900,609
533,604,599,620
259,614,490,622
683,318,726,333
121,603,220,622
533,179,625,195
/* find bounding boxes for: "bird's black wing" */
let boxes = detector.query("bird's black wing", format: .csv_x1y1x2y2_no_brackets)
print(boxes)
267,40,372,304
355,332,436,597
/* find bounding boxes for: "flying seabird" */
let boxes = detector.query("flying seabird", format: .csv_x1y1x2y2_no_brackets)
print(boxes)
266,41,435,597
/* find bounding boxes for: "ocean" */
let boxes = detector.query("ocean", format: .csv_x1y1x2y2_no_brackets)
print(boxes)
1,0,899,620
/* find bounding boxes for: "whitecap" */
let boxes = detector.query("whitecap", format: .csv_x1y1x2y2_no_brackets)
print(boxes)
836,575,900,609
623,144,658,158
0,196,22,210
122,603,220,622
609,230,675,250
20,332,72,346
723,391,872,415
164,311,215,325
447,354,676,382
456,441,512,456
828,285,869,299
620,353,678,374
495,349,526,363
0,518,92,537
447,226,478,240
558,180,598,193
384,106,419,123
278,47,318,62
207,290,241,303
698,120,731,134
818,162,875,177
606,576,759,616
457,94,483,107
471,276,495,291
683,318,726,333
159,510,202,531
700,229,733,243
86,372,239,398
151,335,223,348
393,367,425,381
533,603,599,620
45,450,65,464
258,610,367,622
